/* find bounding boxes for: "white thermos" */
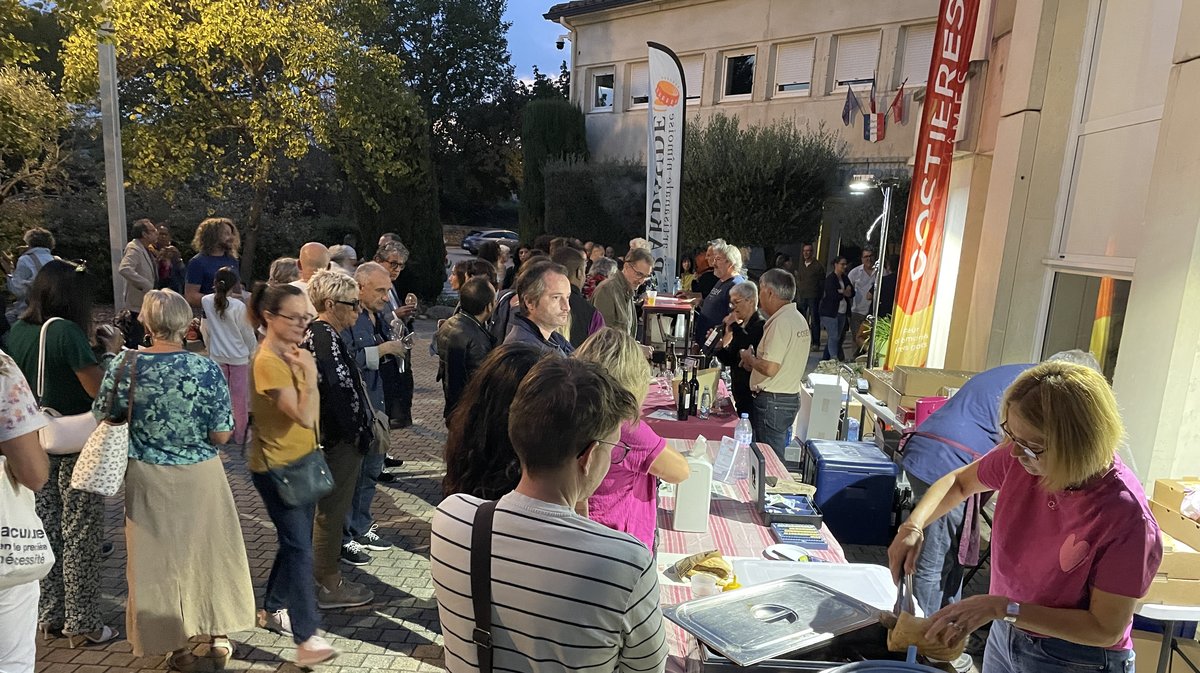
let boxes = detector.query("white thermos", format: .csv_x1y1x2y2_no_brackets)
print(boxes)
672,454,713,532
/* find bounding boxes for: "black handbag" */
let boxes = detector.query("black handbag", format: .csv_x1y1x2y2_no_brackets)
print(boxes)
265,421,334,507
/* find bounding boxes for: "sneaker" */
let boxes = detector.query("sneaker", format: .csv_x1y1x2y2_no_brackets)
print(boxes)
383,456,404,468
354,523,393,551
295,635,339,667
950,652,975,673
257,608,292,637
375,471,397,484
317,579,374,609
339,540,371,566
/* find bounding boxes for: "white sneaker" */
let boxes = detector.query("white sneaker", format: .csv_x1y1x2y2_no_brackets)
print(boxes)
296,635,339,667
257,608,292,637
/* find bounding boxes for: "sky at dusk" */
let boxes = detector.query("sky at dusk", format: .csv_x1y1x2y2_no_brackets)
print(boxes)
503,2,571,82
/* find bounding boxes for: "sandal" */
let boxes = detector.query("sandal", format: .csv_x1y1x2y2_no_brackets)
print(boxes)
65,624,119,648
204,636,233,669
167,648,199,672
37,622,63,643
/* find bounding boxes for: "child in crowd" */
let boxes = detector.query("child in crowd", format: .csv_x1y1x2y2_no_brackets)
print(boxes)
200,266,258,445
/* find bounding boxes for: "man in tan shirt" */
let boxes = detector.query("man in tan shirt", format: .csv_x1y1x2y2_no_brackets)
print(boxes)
739,268,811,460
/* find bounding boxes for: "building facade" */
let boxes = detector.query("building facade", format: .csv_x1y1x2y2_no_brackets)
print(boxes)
544,0,940,167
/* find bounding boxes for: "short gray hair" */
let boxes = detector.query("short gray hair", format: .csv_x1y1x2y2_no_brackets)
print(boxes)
713,243,742,272
707,238,726,249
376,241,410,262
140,289,192,342
269,257,300,283
592,257,617,278
354,261,389,283
729,280,758,304
308,269,359,313
758,268,796,301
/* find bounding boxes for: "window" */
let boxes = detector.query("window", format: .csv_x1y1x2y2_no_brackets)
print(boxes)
722,51,755,100
899,24,936,86
682,55,703,101
591,70,614,111
774,40,815,95
1041,273,1129,381
833,31,880,90
629,61,649,107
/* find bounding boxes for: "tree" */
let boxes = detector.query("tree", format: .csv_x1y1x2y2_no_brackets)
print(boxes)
59,0,424,281
0,65,70,207
518,98,588,241
543,158,644,247
682,113,844,255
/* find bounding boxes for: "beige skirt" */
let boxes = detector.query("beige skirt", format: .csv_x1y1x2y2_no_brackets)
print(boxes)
124,456,256,656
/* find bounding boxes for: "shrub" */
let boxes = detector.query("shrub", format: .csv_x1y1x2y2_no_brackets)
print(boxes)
518,99,588,241
542,158,645,248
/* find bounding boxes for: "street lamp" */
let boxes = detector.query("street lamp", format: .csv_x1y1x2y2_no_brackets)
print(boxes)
848,174,900,368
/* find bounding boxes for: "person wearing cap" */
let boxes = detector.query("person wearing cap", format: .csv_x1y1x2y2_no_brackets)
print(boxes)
328,245,358,275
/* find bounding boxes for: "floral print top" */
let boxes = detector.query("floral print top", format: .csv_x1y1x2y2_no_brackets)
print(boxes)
302,320,372,450
92,350,233,466
0,349,47,442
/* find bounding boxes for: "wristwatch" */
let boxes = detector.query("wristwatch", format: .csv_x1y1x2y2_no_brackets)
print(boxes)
1004,601,1021,623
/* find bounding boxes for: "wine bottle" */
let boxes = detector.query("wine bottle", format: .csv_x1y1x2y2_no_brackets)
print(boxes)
688,365,700,416
703,323,725,351
677,370,691,421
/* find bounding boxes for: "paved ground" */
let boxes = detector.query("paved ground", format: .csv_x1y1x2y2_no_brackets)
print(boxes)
34,318,990,672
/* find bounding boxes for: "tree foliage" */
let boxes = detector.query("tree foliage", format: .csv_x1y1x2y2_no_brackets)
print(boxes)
543,158,644,247
59,0,428,281
0,65,70,206
681,113,844,250
518,98,588,241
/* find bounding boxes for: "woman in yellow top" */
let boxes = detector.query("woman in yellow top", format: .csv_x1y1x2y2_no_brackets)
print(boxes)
246,282,338,667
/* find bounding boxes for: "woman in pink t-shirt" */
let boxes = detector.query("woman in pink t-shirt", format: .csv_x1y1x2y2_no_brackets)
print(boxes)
888,362,1161,673
576,328,690,549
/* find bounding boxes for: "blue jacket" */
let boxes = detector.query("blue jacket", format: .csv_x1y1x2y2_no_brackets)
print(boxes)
6,247,54,323
339,309,394,413
503,313,574,356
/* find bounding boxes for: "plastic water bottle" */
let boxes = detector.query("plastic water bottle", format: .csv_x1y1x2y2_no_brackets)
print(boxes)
699,387,711,419
734,413,754,479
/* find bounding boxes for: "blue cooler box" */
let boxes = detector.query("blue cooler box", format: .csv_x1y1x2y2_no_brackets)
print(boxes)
801,440,898,546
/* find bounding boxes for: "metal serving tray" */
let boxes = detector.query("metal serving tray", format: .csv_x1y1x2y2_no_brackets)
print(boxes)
664,577,882,667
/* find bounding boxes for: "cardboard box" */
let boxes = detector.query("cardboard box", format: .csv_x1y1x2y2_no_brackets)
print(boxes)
1160,532,1200,580
1151,499,1200,551
891,366,977,397
1153,478,1200,513
863,368,893,399
1132,630,1200,668
1142,574,1200,606
885,383,922,411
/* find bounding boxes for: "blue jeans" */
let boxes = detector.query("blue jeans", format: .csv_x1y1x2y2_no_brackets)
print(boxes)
984,620,1135,673
251,471,319,643
907,476,967,615
821,315,847,361
752,392,801,461
796,299,819,347
344,450,385,541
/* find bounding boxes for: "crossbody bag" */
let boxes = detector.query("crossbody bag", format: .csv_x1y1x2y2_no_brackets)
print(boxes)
36,317,100,454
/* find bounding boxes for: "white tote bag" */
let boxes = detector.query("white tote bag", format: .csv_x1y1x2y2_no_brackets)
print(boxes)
71,353,135,497
36,317,99,455
0,458,56,589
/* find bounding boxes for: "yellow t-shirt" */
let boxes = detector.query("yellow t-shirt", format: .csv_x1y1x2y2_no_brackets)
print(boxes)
248,348,317,473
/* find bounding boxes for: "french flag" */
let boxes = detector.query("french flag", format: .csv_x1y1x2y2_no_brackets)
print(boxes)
863,113,886,142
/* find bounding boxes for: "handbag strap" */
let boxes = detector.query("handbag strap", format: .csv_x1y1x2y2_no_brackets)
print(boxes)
123,354,138,423
471,500,498,673
36,317,64,401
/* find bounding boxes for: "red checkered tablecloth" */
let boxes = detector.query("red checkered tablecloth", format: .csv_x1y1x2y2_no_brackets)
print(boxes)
656,439,846,673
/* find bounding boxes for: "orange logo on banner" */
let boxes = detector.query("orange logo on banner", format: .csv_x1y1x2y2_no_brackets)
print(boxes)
654,80,680,110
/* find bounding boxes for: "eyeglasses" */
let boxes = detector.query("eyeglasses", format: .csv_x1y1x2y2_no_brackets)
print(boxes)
381,259,406,271
592,439,632,464
628,267,651,281
334,299,360,310
269,311,314,325
1000,420,1045,460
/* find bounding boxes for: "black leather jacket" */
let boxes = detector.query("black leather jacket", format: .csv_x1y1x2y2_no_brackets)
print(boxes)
436,311,496,417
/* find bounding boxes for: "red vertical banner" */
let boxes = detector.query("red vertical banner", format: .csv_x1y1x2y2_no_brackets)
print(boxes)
886,0,981,368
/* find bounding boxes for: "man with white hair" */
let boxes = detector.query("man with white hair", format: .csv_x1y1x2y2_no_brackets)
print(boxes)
329,245,358,274
895,349,1102,673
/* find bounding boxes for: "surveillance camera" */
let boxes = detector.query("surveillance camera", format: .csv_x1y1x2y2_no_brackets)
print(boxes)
556,39,565,50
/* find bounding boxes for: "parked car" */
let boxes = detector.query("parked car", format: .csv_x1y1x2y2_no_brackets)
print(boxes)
461,229,519,254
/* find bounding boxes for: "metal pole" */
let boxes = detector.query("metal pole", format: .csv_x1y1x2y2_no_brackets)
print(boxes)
98,25,128,310
866,182,893,368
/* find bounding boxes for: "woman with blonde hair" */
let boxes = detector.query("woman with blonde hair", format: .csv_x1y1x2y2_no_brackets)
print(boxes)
575,328,689,549
888,362,1161,673
96,289,255,669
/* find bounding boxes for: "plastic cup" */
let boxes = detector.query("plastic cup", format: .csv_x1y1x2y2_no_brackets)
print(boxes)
690,573,719,597
646,289,658,306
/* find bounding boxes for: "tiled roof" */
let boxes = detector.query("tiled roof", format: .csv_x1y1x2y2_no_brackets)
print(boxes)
544,0,651,21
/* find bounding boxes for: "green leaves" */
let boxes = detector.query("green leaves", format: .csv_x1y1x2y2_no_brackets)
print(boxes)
0,65,71,205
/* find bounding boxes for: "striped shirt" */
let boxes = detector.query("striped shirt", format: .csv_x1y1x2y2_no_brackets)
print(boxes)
432,491,668,673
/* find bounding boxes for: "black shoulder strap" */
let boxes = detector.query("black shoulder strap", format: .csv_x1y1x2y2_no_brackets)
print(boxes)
471,500,498,673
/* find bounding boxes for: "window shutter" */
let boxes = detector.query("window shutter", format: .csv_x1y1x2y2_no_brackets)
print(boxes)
775,41,815,93
900,24,936,85
630,61,649,105
834,31,880,88
682,55,703,100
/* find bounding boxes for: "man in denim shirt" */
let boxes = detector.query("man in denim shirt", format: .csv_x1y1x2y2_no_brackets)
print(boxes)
338,262,406,566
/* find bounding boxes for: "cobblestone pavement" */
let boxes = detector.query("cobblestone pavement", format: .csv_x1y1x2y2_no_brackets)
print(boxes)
36,324,451,673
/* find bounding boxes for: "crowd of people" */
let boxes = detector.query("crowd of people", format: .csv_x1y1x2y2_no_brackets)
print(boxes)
0,220,1166,673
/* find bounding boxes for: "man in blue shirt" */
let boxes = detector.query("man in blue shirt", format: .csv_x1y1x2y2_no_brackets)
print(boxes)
338,262,407,566
184,217,240,307
503,260,575,356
